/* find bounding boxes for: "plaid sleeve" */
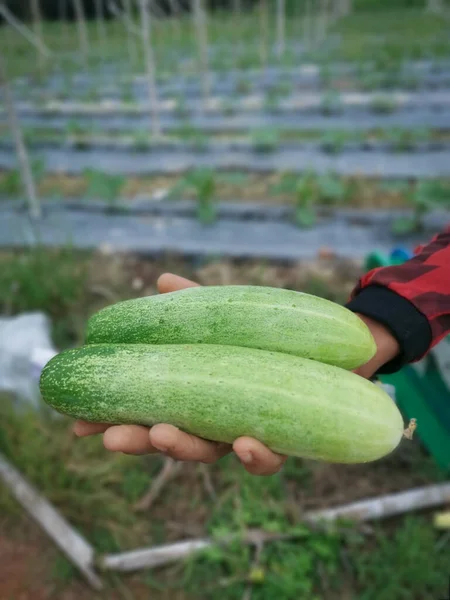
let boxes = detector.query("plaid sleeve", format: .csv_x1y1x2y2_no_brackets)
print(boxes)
346,227,450,372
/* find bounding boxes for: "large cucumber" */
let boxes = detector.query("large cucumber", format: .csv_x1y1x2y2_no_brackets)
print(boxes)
40,344,404,463
86,286,376,370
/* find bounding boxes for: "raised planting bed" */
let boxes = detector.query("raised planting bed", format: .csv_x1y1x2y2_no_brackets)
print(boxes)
0,144,448,178
10,89,450,117
2,133,449,155
8,107,450,135
1,200,443,261
5,196,449,232
13,59,450,95
14,69,450,104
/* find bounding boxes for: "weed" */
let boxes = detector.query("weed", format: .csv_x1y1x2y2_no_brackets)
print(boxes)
348,517,449,600
0,158,46,197
0,247,90,347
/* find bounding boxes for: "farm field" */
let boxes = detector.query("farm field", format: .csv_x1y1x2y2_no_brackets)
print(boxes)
1,2,450,599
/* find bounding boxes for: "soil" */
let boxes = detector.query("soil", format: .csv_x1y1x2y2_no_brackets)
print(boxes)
12,171,413,209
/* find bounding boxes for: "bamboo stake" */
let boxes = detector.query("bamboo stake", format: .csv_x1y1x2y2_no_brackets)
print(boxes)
108,1,141,37
0,54,41,219
101,482,450,572
192,0,210,107
0,453,102,589
138,0,161,137
59,0,70,45
30,0,45,75
259,0,269,69
316,0,329,46
72,0,89,67
233,0,242,68
168,0,182,45
303,0,313,53
426,0,443,13
94,0,108,60
0,3,51,58
122,0,138,67
276,0,285,60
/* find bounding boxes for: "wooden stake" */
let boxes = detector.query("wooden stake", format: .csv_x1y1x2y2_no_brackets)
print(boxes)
138,0,161,137
276,0,286,60
0,3,51,58
259,0,269,69
122,0,138,67
30,0,45,75
0,54,41,219
72,0,89,67
101,482,450,572
94,0,108,60
0,453,102,589
192,0,210,107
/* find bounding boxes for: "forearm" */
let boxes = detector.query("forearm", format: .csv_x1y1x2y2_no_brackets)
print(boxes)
347,227,450,374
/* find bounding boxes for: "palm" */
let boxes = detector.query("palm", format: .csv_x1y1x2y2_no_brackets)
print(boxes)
74,273,287,476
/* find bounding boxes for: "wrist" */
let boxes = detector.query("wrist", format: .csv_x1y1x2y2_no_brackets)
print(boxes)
354,314,400,379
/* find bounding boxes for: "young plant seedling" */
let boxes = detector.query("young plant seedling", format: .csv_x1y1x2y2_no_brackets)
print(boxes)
235,78,252,95
320,91,342,116
169,168,217,225
174,96,191,119
320,130,348,155
221,98,238,116
251,129,280,153
370,95,397,115
133,131,152,152
316,172,348,205
84,168,126,213
392,180,450,235
263,89,283,114
293,171,319,228
271,171,320,227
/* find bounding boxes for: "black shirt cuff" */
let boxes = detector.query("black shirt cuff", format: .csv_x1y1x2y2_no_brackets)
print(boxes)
345,285,432,374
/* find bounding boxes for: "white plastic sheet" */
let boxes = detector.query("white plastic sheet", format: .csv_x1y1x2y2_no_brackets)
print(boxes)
0,312,58,407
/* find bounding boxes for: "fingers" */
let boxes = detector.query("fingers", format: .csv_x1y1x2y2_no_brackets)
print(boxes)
73,420,110,437
233,437,287,476
74,421,285,476
157,273,200,294
103,425,159,455
149,424,231,463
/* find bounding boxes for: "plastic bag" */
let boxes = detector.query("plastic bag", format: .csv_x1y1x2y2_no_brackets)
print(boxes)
0,312,58,408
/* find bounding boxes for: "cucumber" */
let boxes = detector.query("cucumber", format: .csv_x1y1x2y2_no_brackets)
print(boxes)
40,344,404,463
86,286,376,370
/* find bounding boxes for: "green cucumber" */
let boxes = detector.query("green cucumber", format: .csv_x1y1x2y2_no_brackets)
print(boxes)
40,343,404,463
86,286,376,370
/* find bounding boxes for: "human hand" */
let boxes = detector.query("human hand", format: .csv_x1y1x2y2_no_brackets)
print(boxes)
74,273,287,476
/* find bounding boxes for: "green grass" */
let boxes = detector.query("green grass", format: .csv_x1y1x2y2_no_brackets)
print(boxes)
0,247,449,597
1,390,448,598
3,7,450,81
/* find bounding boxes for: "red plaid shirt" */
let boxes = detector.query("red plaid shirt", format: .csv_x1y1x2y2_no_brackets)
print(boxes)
353,227,450,358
